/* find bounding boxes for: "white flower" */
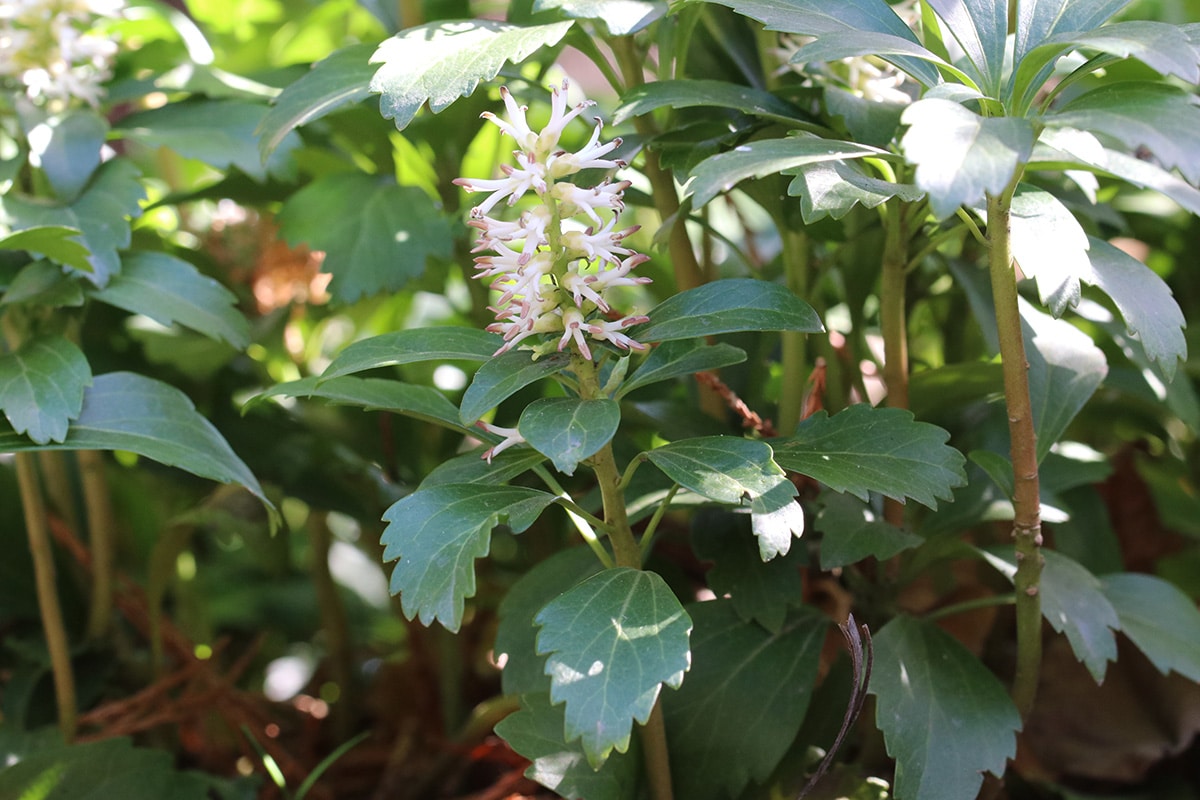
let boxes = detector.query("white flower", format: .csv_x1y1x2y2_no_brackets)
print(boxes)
0,0,125,106
477,422,527,463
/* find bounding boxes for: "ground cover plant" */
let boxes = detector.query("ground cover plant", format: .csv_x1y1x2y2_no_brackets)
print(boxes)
2,0,1200,798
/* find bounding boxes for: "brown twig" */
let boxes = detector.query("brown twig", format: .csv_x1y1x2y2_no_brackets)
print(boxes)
694,371,777,436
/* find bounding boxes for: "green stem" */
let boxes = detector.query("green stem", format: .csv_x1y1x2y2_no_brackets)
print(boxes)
986,188,1043,721
639,484,680,560
78,450,115,641
16,453,78,740
777,228,810,436
534,466,615,568
924,593,1016,621
880,201,910,528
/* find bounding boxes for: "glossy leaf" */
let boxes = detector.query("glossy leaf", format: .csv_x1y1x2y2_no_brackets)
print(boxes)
369,20,574,130
249,375,465,432
663,601,825,800
984,549,1119,683
0,226,91,274
320,327,501,380
691,510,803,633
617,340,746,398
0,372,266,502
785,160,924,222
536,568,692,767
789,32,962,87
495,692,641,800
382,484,558,631
422,447,548,488
91,252,250,348
459,350,571,424
277,174,453,302
0,159,144,285
925,0,1007,93
1007,184,1092,315
614,79,811,125
684,135,885,208
630,278,823,343
117,100,299,182
519,397,619,475
900,98,1034,219
495,547,606,695
1047,21,1200,83
535,0,665,35
1101,573,1200,682
258,43,376,159
1050,83,1200,184
28,110,107,200
814,492,921,570
0,336,91,445
772,404,967,508
871,616,1020,800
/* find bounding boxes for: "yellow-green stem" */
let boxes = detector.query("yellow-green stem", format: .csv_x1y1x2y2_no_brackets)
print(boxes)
16,453,78,740
986,189,1043,720
778,229,810,436
78,450,116,640
880,201,910,528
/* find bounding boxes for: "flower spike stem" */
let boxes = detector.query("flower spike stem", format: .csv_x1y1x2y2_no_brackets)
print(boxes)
986,187,1043,720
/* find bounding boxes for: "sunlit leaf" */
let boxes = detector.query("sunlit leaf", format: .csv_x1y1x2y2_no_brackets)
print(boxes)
0,226,91,274
1007,184,1092,315
684,135,885,209
459,350,572,424
258,43,376,159
28,109,107,200
617,340,747,398
519,398,619,475
382,484,558,631
789,31,961,87
663,601,825,800
0,336,91,445
91,252,250,348
320,327,502,381
535,567,692,767
248,375,465,432
814,492,921,569
614,79,814,126
900,98,1034,219
1101,572,1200,682
630,278,823,343
1012,0,1134,98
0,372,266,503
925,0,1008,94
277,174,453,302
495,692,641,800
370,20,574,130
871,616,1020,800
772,404,967,508
785,160,924,222
534,0,665,35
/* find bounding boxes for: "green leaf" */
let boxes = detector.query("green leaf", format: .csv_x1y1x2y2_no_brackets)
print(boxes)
0,336,91,445
1101,572,1200,682
630,278,823,343
1011,0,1133,99
422,447,548,488
1064,21,1199,82
117,100,299,182
708,0,941,85
901,98,1034,219
277,174,453,302
248,375,466,433
0,159,144,285
0,226,91,274
663,601,826,800
534,0,665,35
369,20,574,130
28,110,108,200
1085,237,1186,381
518,398,620,475
0,372,266,503
814,492,921,569
684,135,885,209
496,547,606,695
320,327,502,380
691,511,803,633
772,404,967,508
1021,299,1108,462
382,484,558,631
495,692,641,800
613,79,810,126
785,160,924,222
0,260,85,308
91,252,250,348
925,0,1007,93
459,350,571,424
1050,83,1200,185
789,31,963,87
258,43,376,160
0,734,212,800
871,616,1020,800
1007,184,1092,315
616,340,746,398
824,86,906,147
983,548,1119,683
535,567,692,768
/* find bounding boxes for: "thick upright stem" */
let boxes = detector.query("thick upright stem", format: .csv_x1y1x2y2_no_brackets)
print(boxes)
778,229,810,436
78,450,116,640
986,190,1043,720
16,453,78,739
880,201,910,528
